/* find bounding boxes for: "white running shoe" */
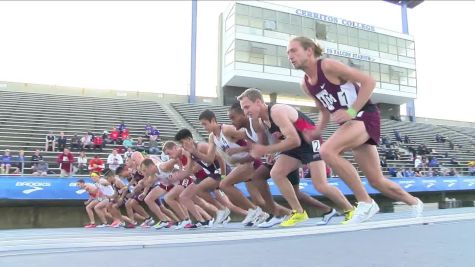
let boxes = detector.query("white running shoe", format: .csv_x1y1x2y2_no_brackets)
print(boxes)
316,208,338,226
140,217,155,228
174,219,191,230
96,223,109,228
257,214,285,228
411,198,424,218
222,216,231,224
215,208,231,224
206,217,215,228
153,221,169,230
253,211,270,226
242,207,260,225
345,200,380,225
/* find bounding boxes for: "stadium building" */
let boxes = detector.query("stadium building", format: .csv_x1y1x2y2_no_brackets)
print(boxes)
218,1,417,119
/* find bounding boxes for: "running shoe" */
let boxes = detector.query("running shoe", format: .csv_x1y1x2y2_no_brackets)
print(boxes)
411,197,424,218
174,219,191,230
153,221,169,230
258,214,285,228
316,208,338,226
84,223,96,228
280,210,309,227
345,200,380,224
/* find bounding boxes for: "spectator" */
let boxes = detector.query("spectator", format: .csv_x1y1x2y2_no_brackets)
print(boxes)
57,132,67,151
435,134,441,143
32,159,48,176
403,168,414,177
404,135,411,144
117,121,127,134
414,168,422,177
120,128,129,144
93,135,104,152
70,134,81,151
381,135,389,147
449,140,455,150
393,130,402,142
109,127,120,145
468,161,475,176
57,148,75,177
144,122,154,140
414,155,422,168
81,132,93,150
388,166,397,177
13,150,26,175
396,168,404,178
450,156,459,166
124,147,134,159
428,157,439,168
101,131,109,147
1,149,13,174
88,155,105,174
107,149,123,172
380,157,387,168
76,150,89,175
30,149,43,170
148,135,160,155
122,136,134,150
448,168,458,177
135,137,145,152
45,131,56,152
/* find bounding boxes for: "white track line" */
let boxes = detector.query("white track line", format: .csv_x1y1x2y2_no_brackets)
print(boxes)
1,212,474,256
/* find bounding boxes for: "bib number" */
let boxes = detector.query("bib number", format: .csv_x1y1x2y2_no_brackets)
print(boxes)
312,140,321,153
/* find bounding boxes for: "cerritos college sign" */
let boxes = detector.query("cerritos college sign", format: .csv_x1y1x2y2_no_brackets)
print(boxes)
295,9,376,32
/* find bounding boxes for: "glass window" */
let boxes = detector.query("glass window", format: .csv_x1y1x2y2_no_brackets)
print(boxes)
277,11,290,23
380,64,389,74
263,20,276,30
397,38,406,48
302,17,314,29
290,14,301,26
407,49,415,58
379,34,388,44
338,34,348,45
359,39,369,49
277,22,291,34
381,73,390,83
408,78,417,87
236,15,249,26
264,55,277,66
337,24,348,36
235,40,250,51
388,45,397,54
379,43,388,53
397,46,406,56
250,55,264,65
370,62,380,73
277,56,290,68
327,32,338,43
349,37,358,46
235,51,250,62
325,23,337,33
399,68,408,85
303,27,317,39
348,27,358,37
369,32,379,42
360,61,370,72
277,46,287,57
249,17,263,29
388,36,396,45
263,44,277,56
358,29,369,39
369,41,379,51
249,6,262,18
236,4,249,15
315,22,327,40
389,67,400,84
407,41,415,50
289,25,302,35
408,69,416,78
263,9,276,20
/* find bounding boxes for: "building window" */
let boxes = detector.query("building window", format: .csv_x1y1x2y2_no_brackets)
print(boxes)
236,4,249,15
315,22,327,40
264,20,276,30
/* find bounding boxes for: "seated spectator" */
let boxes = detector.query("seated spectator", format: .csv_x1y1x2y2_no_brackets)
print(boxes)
380,157,387,168
144,122,154,140
81,132,93,150
404,135,411,144
120,128,129,144
70,134,81,151
32,159,48,176
109,127,120,145
124,147,134,160
414,155,422,168
13,150,26,175
148,135,160,155
435,133,441,143
101,131,110,147
469,165,475,176
396,168,404,178
0,149,12,174
93,135,104,152
122,136,134,150
88,155,105,174
414,168,422,177
403,168,414,177
393,130,402,142
150,128,160,140
135,137,145,152
381,136,389,147
428,157,439,168
107,149,123,172
117,120,127,134
45,131,56,152
76,150,89,175
30,149,43,171
57,148,74,177
57,132,67,151
448,168,458,177
450,156,459,166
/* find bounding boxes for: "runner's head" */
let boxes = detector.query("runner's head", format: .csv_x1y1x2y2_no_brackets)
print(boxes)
140,158,158,177
90,172,101,182
287,36,322,70
103,168,115,182
228,102,248,129
115,166,130,179
199,109,218,133
163,141,181,159
237,88,266,120
175,128,195,149
76,179,86,189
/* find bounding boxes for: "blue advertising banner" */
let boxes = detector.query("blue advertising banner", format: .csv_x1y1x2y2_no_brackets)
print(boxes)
1,176,474,200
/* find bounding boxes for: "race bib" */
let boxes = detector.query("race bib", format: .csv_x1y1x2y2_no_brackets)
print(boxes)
312,140,321,153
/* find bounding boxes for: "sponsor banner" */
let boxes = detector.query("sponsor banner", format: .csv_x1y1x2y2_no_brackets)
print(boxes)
1,176,474,200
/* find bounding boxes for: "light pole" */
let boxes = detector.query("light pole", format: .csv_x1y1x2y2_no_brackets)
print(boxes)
384,0,424,122
189,0,197,104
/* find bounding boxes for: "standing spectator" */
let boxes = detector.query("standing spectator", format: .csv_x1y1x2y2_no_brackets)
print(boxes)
57,132,67,151
109,127,120,145
0,149,12,174
117,121,127,134
57,148,75,177
428,157,439,168
106,149,123,172
380,157,387,168
13,150,26,175
76,151,89,175
81,132,93,150
88,155,105,174
148,135,160,155
404,135,411,144
93,135,104,152
45,131,56,152
32,159,48,176
70,134,81,151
